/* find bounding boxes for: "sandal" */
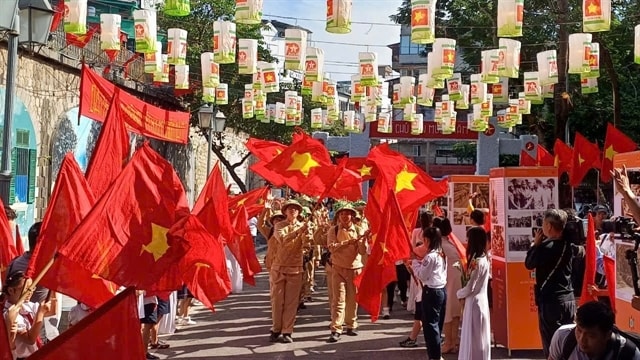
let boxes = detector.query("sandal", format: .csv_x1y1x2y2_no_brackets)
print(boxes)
150,341,170,349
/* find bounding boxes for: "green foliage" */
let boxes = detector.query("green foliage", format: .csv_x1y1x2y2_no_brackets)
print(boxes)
499,154,519,167
452,141,477,163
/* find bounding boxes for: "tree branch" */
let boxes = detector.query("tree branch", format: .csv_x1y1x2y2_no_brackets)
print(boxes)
231,152,252,170
210,143,248,193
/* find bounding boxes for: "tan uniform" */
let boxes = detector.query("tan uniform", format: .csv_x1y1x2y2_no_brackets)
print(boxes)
313,225,333,305
327,223,366,334
270,219,309,335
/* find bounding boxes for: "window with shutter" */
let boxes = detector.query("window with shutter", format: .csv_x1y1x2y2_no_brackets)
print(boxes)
28,149,36,204
8,148,16,204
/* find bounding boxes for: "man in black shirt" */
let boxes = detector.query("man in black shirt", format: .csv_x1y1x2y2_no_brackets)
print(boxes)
525,209,584,357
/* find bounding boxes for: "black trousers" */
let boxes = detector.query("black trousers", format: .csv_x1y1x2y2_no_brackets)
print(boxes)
386,281,397,311
537,299,576,357
395,264,410,303
421,287,446,360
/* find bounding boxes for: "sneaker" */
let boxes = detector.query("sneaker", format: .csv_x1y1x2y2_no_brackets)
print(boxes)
175,316,183,324
146,353,160,360
382,307,390,320
180,317,196,326
346,328,358,336
269,331,281,342
399,337,418,348
281,334,293,343
328,332,340,343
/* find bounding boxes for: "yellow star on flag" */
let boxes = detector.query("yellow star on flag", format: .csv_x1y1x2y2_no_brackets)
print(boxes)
578,154,585,166
358,164,372,177
587,1,600,14
377,241,389,265
265,73,275,82
605,145,617,161
236,198,248,206
414,10,425,23
287,152,320,177
141,223,170,261
195,262,211,268
395,165,417,193
554,155,559,167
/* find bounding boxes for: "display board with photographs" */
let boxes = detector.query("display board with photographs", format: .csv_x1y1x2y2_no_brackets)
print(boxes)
490,178,506,259
447,176,489,244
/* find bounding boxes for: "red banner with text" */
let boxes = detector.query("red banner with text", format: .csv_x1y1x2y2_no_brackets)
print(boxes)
79,64,190,144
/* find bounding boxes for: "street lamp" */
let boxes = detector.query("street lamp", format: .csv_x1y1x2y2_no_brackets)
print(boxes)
198,105,226,175
0,0,54,204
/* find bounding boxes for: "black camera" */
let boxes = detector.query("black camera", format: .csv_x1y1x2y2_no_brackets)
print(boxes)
602,217,638,238
563,216,586,245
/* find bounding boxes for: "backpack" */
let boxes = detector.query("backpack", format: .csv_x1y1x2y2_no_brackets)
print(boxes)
562,326,640,359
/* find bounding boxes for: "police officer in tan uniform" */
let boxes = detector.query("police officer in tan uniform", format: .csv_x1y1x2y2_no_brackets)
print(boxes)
327,202,367,343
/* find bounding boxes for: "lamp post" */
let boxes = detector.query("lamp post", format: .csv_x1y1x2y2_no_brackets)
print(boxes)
0,0,54,204
198,105,226,175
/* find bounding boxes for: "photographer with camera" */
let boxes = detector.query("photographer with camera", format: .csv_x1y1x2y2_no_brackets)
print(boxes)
525,209,585,357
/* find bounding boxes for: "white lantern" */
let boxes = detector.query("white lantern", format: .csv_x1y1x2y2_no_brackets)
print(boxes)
426,52,446,89
285,91,298,115
377,112,392,133
238,39,258,74
253,61,266,90
242,98,254,119
518,92,531,115
442,114,456,134
284,29,308,71
537,50,559,86
498,39,520,78
295,96,303,125
255,91,266,118
481,49,500,84
392,84,401,108
202,87,215,103
497,0,524,37
326,0,352,34
311,108,323,129
635,25,640,64
470,74,487,104
275,102,286,124
133,10,157,54
302,76,313,96
213,21,237,64
400,76,416,105
441,95,453,119
404,102,417,121
481,94,493,117
343,111,356,131
235,0,264,25
417,74,435,106
411,113,424,135
144,41,162,74
64,0,88,34
542,84,555,99
312,81,324,103
174,65,189,90
322,109,332,129
568,33,592,74
363,103,377,123
447,73,462,101
583,0,610,32
581,74,598,94
491,77,509,104
434,102,443,123
153,54,169,83
200,52,220,88
167,28,187,65
305,47,324,82
432,38,456,80
215,84,228,105
586,42,600,78
456,84,470,110
470,104,487,132
100,14,121,51
244,84,254,103
524,71,543,104
351,75,366,103
410,0,437,44
359,52,379,86
260,62,279,93
267,104,276,122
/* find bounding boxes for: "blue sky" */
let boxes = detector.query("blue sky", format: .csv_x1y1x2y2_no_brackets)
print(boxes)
262,0,403,81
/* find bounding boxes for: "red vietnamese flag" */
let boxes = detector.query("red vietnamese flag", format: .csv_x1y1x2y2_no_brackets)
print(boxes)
58,143,192,290
264,133,334,197
15,225,24,256
580,214,598,305
603,255,616,313
519,150,536,166
345,157,377,181
321,158,363,201
537,145,555,166
85,91,131,199
228,206,262,286
364,182,385,235
355,190,411,322
601,123,637,183
448,232,469,270
570,133,601,187
193,163,236,244
26,154,116,308
0,198,17,281
49,0,64,31
228,186,270,218
66,26,98,49
291,127,307,143
245,138,286,162
0,306,11,360
367,143,448,213
553,139,573,175
432,204,444,217
249,161,286,187
27,287,146,360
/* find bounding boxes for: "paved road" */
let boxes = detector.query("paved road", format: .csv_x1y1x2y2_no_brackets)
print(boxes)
151,269,545,360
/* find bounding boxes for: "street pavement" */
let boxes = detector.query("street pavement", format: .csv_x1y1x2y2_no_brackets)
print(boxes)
151,269,545,360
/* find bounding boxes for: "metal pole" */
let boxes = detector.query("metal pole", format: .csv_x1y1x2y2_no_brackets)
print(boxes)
1,29,19,204
206,125,212,176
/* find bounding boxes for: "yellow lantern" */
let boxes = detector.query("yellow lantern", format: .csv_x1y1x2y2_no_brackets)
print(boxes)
456,84,470,110
215,84,228,105
536,50,558,86
305,47,324,82
351,75,366,103
400,76,416,105
568,33,592,74
174,65,189,90
260,62,279,93
275,102,286,124
432,38,456,80
201,52,220,88
411,114,424,135
359,52,379,86
583,0,610,32
164,0,190,16
284,29,308,71
326,0,352,34
635,25,640,64
167,28,187,65
410,0,436,44
585,42,599,78
491,78,509,104
235,0,263,25
302,76,313,96
481,49,500,84
311,108,323,129
133,10,157,54
64,0,88,34
242,98,254,119
581,74,598,94
498,39,520,78
470,74,487,104
377,112,392,133
447,73,462,101
238,39,258,74
100,14,121,51
524,71,543,104
213,21,237,64
144,41,162,74
497,0,524,37
202,87,215,103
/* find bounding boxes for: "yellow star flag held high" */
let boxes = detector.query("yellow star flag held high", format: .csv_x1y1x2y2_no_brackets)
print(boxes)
601,122,637,183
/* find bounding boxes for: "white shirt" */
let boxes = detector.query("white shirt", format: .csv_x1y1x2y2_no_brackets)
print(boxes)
549,324,640,360
416,249,447,289
4,301,40,358
248,217,258,237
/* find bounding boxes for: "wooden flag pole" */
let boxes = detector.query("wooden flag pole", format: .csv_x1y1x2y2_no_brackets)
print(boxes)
16,254,56,305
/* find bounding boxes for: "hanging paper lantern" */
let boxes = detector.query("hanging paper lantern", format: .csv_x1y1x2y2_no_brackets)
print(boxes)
508,100,522,125
275,102,286,124
242,98,254,119
284,29,308,71
524,71,543,104
252,61,266,90
496,109,509,128
302,77,313,96
295,96,303,125
326,0,352,34
164,0,190,16
411,113,424,135
255,91,266,118
400,76,416,105
417,74,435,106
491,78,509,104
64,0,88,34
456,84,470,110
267,104,276,122
174,65,189,90
312,81,324,103
410,0,436,44
518,92,531,115
442,113,456,134
392,84,402,108
200,52,219,88
244,84,254,106
133,10,157,54
167,28,187,65
327,94,340,122
404,102,417,121
583,0,610,32
568,33,592,74
350,75,366,103
311,108,323,129
470,74,487,104
469,104,488,132
322,109,332,129
432,38,456,80
480,94,493,117
369,76,388,106
285,91,298,115
100,14,121,51
542,84,554,99
343,111,355,131
498,39,520,78
635,25,640,64
586,42,599,78
235,0,263,25
537,50,559,86
260,62,279,93
144,41,162,74
363,103,377,123
497,0,524,37
202,87,215,103
425,52,446,88
213,21,237,64
153,55,169,83
359,52,379,86
434,102,443,123
215,84,228,105
446,73,462,101
581,74,598,94
237,39,258,75
377,112,392,133
305,47,324,82
481,49,500,84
